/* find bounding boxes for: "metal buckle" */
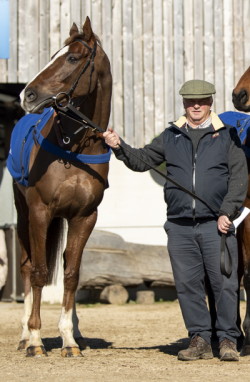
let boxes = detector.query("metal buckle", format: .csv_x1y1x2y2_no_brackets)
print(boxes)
54,92,71,108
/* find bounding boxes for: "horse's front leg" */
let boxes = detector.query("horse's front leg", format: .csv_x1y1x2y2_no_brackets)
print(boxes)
241,215,250,356
25,208,50,357
59,212,97,357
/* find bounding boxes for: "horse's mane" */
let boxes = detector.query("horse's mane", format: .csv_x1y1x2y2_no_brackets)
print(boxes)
64,32,102,47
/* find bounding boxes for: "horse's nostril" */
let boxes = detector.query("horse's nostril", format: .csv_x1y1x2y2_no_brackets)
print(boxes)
25,88,37,103
240,90,248,104
234,89,248,105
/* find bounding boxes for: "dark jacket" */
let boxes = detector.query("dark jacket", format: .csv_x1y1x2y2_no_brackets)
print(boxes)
112,112,248,220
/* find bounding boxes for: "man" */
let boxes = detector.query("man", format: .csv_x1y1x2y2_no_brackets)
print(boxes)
103,80,248,361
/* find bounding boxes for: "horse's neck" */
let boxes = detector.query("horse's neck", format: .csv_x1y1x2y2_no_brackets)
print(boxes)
78,81,110,131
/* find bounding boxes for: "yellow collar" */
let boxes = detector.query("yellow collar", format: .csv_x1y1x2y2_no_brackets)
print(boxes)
174,112,224,131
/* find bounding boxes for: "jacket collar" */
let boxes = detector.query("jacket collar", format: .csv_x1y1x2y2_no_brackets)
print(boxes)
174,112,225,131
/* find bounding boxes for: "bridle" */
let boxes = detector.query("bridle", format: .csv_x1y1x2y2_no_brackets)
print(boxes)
53,39,97,109
51,38,105,137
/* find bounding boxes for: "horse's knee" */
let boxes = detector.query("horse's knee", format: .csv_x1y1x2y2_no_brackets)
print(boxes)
30,265,48,287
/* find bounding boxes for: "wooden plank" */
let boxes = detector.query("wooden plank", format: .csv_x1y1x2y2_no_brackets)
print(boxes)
17,0,35,83
203,0,214,84
223,0,234,111
0,60,7,83
49,0,60,57
173,0,184,118
143,0,155,143
70,0,81,28
81,0,92,22
233,0,244,87
17,0,28,82
123,0,134,144
133,0,144,147
153,0,164,136
214,0,224,113
39,0,50,70
101,0,113,127
26,0,39,80
163,0,174,124
101,0,112,59
60,0,71,44
193,0,203,80
183,0,194,81
7,0,18,82
91,0,102,37
111,0,124,137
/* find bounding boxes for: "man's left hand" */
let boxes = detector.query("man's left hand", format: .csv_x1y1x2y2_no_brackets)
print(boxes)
218,215,232,234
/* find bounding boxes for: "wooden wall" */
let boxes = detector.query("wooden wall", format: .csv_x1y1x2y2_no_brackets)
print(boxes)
1,0,250,146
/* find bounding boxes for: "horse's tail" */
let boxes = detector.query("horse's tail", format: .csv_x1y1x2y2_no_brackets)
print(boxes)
46,217,65,285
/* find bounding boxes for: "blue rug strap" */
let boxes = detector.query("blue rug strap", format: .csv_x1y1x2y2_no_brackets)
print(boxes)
33,128,111,164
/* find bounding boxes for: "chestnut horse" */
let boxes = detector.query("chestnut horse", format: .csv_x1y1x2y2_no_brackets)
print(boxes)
9,17,112,357
232,70,250,356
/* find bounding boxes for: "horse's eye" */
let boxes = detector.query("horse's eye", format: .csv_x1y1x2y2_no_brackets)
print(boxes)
67,55,79,64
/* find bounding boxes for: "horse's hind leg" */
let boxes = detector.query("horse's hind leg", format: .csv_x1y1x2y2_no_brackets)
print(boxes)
59,212,97,357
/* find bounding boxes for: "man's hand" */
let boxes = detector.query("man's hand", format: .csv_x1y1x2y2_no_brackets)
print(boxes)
218,215,232,234
103,128,121,149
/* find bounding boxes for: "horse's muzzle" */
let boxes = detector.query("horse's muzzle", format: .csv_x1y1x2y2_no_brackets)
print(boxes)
232,89,250,111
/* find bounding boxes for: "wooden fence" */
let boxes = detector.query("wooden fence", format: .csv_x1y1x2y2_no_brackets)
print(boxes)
1,0,250,146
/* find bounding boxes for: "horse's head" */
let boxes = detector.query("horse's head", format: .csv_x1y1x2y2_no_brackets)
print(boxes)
232,67,250,112
20,17,112,128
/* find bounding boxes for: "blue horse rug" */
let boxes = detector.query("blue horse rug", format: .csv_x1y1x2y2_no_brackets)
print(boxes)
219,111,250,158
7,107,111,187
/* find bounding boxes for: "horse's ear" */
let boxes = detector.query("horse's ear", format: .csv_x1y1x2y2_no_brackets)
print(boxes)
82,16,93,42
70,22,79,36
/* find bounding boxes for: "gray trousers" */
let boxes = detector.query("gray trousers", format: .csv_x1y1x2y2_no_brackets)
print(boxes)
164,218,241,344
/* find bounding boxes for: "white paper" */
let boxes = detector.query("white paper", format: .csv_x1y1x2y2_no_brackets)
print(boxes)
233,207,250,229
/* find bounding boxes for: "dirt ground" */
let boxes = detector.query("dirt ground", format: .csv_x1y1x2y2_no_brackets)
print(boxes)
0,300,250,382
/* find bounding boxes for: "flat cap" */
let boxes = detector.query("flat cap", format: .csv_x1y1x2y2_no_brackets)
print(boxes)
179,80,216,99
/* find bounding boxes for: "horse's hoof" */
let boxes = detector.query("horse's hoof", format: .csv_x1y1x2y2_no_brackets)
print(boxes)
17,339,29,351
240,344,250,356
26,345,48,357
61,346,83,357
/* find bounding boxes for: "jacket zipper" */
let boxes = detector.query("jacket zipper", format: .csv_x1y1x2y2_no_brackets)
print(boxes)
192,151,197,220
